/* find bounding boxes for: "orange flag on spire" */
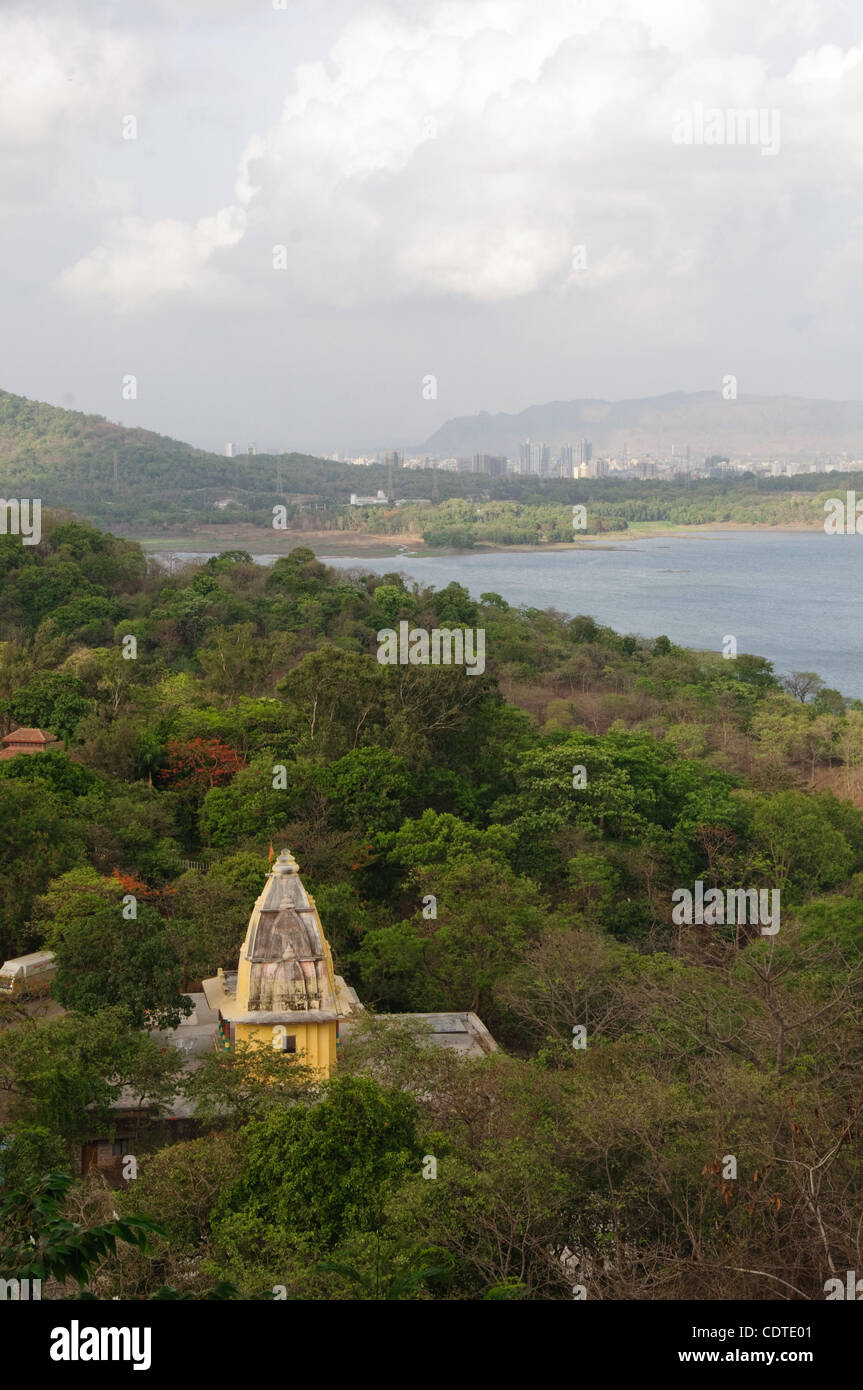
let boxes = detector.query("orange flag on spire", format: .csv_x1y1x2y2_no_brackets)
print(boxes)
268,842,275,863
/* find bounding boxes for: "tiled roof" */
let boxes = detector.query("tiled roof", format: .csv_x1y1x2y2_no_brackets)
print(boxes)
2,727,60,745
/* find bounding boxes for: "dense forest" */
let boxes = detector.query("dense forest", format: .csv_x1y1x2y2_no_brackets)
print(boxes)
1,514,862,1300
335,487,843,548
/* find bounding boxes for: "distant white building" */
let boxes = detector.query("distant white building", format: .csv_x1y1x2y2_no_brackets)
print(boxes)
350,489,389,505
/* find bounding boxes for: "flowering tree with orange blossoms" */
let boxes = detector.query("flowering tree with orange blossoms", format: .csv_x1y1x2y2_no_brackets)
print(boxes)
157,738,244,793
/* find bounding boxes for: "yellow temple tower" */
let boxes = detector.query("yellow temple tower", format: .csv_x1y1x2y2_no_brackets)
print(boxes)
202,848,359,1077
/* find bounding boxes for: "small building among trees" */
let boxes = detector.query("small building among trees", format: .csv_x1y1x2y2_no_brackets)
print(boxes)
0,726,62,760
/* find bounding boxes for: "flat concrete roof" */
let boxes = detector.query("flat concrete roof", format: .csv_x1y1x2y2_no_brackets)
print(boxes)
339,1011,497,1059
149,992,220,1058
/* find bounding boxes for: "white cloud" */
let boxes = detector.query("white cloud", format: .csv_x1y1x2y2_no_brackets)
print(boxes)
41,0,863,332
58,206,247,312
788,43,863,85
0,14,141,150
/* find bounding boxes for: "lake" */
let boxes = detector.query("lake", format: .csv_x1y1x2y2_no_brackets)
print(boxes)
157,531,863,697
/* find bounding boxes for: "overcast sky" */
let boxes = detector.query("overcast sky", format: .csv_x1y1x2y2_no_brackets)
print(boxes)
1,0,862,454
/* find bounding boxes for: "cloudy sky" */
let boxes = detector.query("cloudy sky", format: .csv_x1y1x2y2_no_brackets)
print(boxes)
1,0,862,454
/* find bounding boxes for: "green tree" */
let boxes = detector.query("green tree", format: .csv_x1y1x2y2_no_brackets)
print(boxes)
0,1009,183,1142
373,584,417,625
47,902,193,1030
315,747,416,833
356,859,549,1014
378,810,515,875
8,670,92,740
167,867,253,985
184,1040,313,1127
213,1076,423,1252
0,1172,161,1288
0,779,85,954
747,790,855,896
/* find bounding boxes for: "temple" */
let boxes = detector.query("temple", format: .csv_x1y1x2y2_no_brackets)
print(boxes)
85,847,495,1178
202,848,360,1076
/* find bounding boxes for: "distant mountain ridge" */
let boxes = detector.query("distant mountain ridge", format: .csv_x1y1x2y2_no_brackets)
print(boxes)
419,391,863,459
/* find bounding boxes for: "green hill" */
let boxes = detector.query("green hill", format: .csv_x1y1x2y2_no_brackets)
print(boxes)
0,388,347,529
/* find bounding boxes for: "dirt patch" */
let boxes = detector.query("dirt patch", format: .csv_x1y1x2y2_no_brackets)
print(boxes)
131,523,426,557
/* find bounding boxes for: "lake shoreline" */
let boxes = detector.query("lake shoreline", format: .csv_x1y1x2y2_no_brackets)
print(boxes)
146,530,863,695
134,519,825,561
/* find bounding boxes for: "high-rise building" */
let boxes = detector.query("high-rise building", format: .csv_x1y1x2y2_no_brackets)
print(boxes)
577,456,608,480
382,450,403,470
519,439,548,475
472,453,507,476
559,444,574,476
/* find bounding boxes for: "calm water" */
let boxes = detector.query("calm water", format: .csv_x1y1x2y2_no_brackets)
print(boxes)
157,532,863,696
